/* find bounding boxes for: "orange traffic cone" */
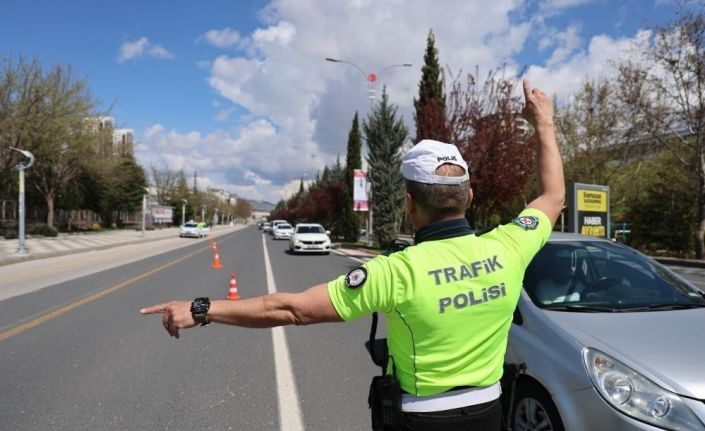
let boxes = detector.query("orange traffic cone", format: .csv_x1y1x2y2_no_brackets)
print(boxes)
226,272,240,300
211,249,223,269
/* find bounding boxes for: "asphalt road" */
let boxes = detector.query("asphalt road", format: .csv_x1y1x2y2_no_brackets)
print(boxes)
2,225,705,431
0,225,380,431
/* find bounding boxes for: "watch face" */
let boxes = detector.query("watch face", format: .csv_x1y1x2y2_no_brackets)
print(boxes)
191,297,210,314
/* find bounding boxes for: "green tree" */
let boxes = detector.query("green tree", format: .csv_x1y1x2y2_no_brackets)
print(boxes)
447,67,535,227
624,150,697,255
108,155,148,225
343,112,363,241
616,1,705,258
363,88,409,249
414,29,449,143
0,57,99,227
556,79,642,188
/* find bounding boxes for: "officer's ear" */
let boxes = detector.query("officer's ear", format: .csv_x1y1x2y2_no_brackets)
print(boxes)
406,192,415,216
465,187,474,210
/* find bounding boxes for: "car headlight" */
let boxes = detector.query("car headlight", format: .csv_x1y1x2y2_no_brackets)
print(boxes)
583,348,704,430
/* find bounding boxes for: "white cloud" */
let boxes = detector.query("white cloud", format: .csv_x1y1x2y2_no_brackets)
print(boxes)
525,30,651,102
198,28,242,48
252,20,296,45
539,0,596,14
132,0,659,204
117,37,174,63
545,24,583,67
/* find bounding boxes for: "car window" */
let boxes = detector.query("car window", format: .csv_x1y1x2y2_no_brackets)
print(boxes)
278,224,292,229
296,226,324,234
523,241,705,310
184,223,198,228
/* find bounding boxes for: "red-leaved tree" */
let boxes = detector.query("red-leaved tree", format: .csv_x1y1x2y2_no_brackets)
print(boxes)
446,68,536,227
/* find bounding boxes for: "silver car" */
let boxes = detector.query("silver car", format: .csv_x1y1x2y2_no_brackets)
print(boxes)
179,221,205,238
272,223,294,240
503,233,705,430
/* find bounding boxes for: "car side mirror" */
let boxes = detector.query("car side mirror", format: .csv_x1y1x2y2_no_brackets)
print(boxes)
326,230,331,235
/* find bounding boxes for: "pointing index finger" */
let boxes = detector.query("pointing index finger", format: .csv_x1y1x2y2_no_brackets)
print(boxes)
140,303,168,314
523,78,531,100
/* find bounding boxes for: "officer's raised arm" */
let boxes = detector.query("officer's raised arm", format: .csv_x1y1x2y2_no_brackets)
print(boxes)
522,79,565,225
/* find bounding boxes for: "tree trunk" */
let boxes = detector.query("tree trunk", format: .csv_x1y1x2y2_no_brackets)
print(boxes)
696,174,705,259
45,194,55,228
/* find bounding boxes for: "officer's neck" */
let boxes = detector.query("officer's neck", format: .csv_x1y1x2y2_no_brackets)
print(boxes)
414,215,472,244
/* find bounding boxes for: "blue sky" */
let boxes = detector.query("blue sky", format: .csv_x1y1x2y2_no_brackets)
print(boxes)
2,0,683,203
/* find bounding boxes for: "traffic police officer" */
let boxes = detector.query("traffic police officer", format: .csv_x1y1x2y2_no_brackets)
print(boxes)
141,79,565,430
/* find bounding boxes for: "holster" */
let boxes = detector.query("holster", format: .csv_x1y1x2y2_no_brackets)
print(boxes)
367,240,410,430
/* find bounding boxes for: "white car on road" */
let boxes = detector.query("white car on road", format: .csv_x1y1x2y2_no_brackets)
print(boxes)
272,223,294,240
289,223,331,254
179,221,205,238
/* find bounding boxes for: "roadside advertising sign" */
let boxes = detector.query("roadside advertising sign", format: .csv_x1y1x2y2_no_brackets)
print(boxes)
151,205,174,222
353,169,368,212
570,183,609,238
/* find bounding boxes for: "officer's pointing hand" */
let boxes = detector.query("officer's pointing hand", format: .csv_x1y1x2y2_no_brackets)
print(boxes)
522,79,554,128
140,301,196,339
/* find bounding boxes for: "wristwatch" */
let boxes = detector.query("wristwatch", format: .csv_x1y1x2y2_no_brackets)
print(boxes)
190,297,211,326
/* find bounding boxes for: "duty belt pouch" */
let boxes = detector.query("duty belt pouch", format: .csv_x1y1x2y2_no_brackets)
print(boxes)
369,373,402,429
367,312,402,430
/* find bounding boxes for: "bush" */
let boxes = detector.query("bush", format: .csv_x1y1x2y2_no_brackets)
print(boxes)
26,224,59,237
1,228,18,239
39,225,58,237
91,223,101,231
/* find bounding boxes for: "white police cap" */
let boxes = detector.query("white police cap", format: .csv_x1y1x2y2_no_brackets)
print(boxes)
402,139,469,185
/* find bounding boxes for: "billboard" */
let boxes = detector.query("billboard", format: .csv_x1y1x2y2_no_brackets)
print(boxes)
353,169,369,211
570,183,609,238
151,205,174,222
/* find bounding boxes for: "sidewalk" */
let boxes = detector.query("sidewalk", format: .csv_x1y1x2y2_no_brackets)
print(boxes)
0,225,240,267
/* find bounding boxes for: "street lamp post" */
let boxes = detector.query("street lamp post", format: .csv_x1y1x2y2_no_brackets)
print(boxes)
201,206,206,224
10,147,35,254
181,199,188,226
141,187,150,238
325,58,412,246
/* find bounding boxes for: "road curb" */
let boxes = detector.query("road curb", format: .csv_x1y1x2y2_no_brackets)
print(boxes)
653,256,705,269
0,226,244,268
0,234,178,267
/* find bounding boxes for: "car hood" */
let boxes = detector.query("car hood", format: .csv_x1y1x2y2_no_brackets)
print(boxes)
542,308,705,398
293,233,329,241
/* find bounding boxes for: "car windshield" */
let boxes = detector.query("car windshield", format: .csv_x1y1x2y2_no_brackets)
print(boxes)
296,226,324,234
523,241,705,311
183,223,198,228
278,224,292,229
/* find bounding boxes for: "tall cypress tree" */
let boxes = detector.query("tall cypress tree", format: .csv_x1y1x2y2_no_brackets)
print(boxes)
413,29,448,143
343,112,363,242
364,88,409,249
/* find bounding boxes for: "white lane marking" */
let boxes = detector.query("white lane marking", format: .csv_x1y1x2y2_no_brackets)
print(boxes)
262,235,304,431
331,249,370,264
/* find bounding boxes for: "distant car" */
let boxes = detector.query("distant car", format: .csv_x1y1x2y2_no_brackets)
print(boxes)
272,223,294,240
197,222,210,236
180,221,205,238
262,223,272,233
289,223,331,254
501,232,705,431
269,220,287,235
